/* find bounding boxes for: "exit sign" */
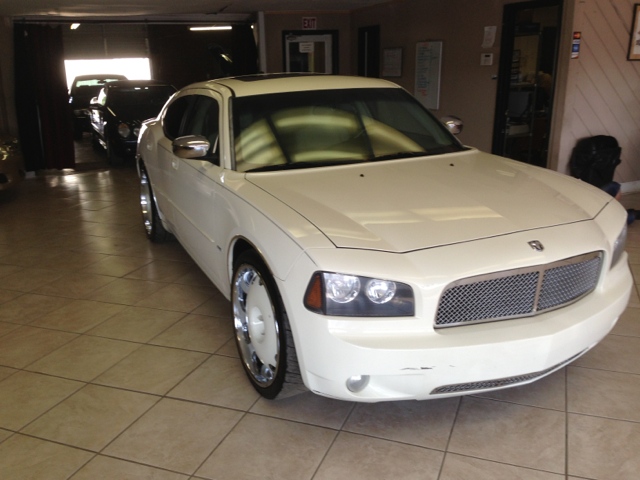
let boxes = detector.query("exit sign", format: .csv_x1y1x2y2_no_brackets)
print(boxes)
302,17,317,30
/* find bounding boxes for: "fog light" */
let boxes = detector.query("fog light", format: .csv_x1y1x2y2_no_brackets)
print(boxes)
346,375,370,393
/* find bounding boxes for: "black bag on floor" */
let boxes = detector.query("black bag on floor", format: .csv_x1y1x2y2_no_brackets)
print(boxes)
569,135,621,188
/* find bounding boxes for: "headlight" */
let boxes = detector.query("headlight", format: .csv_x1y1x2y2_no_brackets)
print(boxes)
304,272,414,317
611,223,627,269
118,123,131,138
133,127,140,137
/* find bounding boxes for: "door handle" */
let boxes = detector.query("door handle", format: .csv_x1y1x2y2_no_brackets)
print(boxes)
172,159,179,170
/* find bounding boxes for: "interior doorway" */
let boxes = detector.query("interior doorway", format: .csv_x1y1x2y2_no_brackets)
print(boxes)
282,31,339,74
358,25,380,78
492,0,562,168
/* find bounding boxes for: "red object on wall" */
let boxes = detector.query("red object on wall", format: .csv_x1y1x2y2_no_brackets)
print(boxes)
302,17,317,30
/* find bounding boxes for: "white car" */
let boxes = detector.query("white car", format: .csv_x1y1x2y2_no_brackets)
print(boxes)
137,74,632,402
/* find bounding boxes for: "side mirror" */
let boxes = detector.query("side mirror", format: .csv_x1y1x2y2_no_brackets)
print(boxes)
441,116,463,135
172,135,210,159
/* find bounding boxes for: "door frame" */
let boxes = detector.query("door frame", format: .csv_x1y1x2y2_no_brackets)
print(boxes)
281,30,339,74
491,0,563,166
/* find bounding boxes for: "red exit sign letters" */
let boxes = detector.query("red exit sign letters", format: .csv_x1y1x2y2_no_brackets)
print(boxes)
302,17,317,30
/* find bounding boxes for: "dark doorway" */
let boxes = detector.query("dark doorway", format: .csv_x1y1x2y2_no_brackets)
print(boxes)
492,0,562,168
358,25,380,78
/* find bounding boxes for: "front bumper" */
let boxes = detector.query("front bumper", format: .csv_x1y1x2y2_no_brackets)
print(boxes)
279,218,632,402
111,138,138,158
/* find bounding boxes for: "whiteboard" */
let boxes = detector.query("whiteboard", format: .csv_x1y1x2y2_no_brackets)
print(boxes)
414,41,442,110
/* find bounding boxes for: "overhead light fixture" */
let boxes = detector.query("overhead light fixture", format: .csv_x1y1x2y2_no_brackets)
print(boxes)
189,26,232,31
70,23,80,30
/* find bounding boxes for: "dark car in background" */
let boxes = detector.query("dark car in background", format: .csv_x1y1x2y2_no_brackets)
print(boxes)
89,80,176,164
69,74,128,140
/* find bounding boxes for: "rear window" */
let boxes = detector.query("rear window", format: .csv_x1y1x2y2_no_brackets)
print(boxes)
75,78,123,87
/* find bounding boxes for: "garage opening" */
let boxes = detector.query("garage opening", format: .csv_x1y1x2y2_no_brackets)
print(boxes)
15,20,258,172
64,58,151,91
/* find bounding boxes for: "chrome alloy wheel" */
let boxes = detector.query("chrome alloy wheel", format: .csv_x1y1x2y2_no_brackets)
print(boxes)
233,265,280,386
140,170,153,236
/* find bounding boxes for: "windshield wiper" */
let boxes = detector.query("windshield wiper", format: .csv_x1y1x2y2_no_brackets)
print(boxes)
370,146,462,162
369,151,427,162
247,159,364,173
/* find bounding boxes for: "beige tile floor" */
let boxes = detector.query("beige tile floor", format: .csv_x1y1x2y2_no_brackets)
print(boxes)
1,149,640,478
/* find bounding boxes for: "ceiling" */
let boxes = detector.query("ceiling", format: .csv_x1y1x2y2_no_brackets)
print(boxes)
0,0,391,18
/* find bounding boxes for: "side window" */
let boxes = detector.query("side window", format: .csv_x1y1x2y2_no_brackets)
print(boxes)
182,96,220,163
163,96,191,140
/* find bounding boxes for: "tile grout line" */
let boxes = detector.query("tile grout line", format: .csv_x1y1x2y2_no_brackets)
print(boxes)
308,424,341,480
436,396,462,480
188,410,249,478
565,366,570,480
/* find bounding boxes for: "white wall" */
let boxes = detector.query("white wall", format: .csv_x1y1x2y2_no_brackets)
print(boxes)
554,0,640,183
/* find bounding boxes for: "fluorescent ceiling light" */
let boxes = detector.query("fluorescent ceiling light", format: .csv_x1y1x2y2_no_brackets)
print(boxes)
189,26,232,31
70,23,80,29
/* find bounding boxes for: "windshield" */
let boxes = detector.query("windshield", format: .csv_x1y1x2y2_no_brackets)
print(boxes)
232,88,464,173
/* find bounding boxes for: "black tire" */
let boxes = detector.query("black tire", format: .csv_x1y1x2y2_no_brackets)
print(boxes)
139,164,170,243
231,250,306,399
106,135,123,166
91,132,102,151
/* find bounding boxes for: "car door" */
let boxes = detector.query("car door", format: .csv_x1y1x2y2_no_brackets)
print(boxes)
155,94,193,227
166,91,227,289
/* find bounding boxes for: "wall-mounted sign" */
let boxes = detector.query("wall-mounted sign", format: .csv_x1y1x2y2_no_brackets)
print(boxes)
302,17,317,30
482,26,497,48
414,41,442,110
481,53,493,66
299,42,314,53
572,32,581,59
382,47,402,77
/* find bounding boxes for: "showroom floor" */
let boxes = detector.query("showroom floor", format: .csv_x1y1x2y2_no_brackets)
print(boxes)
1,143,640,480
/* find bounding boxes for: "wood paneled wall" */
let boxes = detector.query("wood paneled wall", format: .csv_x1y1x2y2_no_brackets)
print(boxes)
557,0,640,183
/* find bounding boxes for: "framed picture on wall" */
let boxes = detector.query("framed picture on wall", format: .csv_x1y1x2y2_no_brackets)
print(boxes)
628,4,640,60
382,48,402,77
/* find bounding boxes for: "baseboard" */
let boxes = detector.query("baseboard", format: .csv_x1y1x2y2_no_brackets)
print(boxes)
621,181,640,195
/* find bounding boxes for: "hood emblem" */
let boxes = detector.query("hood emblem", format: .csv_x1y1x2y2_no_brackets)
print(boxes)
528,240,544,252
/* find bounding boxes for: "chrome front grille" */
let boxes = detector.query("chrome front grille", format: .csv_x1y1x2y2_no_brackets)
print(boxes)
538,256,602,310
435,252,602,328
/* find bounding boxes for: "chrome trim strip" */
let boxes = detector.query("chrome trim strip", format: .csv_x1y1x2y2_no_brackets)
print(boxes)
430,349,586,395
435,251,603,328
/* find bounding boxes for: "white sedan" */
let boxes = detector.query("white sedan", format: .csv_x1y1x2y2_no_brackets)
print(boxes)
137,74,631,402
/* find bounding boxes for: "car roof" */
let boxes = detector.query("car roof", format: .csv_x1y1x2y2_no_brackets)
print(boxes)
185,74,401,97
105,80,175,89
72,74,127,82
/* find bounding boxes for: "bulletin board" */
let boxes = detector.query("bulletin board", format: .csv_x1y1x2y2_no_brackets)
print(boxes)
414,41,442,110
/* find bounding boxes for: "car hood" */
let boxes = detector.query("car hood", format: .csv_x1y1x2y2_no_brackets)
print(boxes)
246,149,612,253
